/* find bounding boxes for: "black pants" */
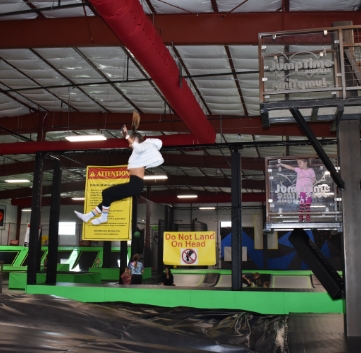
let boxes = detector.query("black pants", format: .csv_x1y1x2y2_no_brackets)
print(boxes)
131,274,143,284
97,175,144,209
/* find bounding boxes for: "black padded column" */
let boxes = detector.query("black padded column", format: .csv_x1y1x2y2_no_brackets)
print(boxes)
46,160,62,284
27,152,44,285
102,241,112,268
231,147,242,291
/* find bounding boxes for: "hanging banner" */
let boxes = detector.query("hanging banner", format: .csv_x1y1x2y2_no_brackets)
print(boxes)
82,165,132,241
163,231,216,266
266,156,341,224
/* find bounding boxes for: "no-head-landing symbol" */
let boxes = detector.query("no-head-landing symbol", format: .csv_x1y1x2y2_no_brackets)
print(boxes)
181,248,198,265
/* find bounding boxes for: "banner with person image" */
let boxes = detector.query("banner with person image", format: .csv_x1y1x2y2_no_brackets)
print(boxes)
163,231,216,266
82,165,132,241
266,156,341,224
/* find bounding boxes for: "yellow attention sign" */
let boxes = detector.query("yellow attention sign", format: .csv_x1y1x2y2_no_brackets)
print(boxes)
82,165,132,241
163,231,216,266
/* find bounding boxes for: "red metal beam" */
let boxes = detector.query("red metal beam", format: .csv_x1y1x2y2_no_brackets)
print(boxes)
0,177,264,200
89,0,215,143
0,112,336,137
1,13,360,48
148,191,266,204
11,191,266,207
0,154,265,179
0,181,86,200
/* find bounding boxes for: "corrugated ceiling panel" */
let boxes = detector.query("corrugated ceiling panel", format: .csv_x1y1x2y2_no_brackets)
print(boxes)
181,167,205,176
183,150,206,156
240,147,259,157
32,0,94,18
290,0,360,10
176,45,244,115
150,0,213,14
80,47,165,113
161,166,186,175
0,1,37,21
258,146,286,157
201,168,225,177
229,46,259,70
217,0,282,12
206,149,231,156
254,135,283,141
289,145,315,155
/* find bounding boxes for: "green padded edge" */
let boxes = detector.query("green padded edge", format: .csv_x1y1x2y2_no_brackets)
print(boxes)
25,284,344,315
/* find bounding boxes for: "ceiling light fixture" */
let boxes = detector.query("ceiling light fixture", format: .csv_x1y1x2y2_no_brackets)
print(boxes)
22,209,32,212
177,195,198,199
65,134,107,142
72,197,85,201
199,207,215,210
143,175,168,180
5,179,30,183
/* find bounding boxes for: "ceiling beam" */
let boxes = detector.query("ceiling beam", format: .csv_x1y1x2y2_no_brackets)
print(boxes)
11,191,266,206
147,190,266,204
1,13,360,48
0,112,336,137
0,154,265,179
210,0,219,13
0,177,265,200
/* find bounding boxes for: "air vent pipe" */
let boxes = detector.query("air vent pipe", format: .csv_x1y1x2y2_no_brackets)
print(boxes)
89,0,216,144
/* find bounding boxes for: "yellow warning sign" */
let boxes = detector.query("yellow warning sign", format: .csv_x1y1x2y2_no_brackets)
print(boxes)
82,165,132,241
163,231,216,266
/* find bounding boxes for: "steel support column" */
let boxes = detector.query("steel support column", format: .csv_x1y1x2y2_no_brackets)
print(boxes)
119,241,128,283
102,241,111,268
157,205,170,274
130,196,138,257
46,160,62,284
290,108,344,189
27,152,44,285
144,187,151,267
338,119,361,337
231,147,242,291
15,207,22,242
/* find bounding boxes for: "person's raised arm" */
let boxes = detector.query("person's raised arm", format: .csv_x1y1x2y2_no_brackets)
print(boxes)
278,163,295,171
123,125,143,151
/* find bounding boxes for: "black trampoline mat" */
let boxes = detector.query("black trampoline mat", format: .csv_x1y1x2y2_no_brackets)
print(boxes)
0,294,287,353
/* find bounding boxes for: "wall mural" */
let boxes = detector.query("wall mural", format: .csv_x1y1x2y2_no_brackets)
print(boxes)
220,227,342,270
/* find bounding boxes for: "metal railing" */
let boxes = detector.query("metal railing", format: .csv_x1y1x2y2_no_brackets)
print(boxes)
259,25,361,125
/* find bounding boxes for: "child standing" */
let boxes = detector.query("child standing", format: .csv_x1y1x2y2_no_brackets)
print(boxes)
278,159,316,222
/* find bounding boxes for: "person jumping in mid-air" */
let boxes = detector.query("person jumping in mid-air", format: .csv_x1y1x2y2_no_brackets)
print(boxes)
74,112,164,225
278,159,316,222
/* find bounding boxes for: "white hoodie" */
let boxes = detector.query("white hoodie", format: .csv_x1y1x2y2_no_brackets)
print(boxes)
127,138,164,169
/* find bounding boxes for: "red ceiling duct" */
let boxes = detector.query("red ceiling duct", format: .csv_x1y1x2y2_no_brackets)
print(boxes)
88,0,216,144
0,134,203,155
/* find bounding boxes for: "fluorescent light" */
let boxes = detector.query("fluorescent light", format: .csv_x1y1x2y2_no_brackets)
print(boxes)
221,221,232,227
65,134,107,142
5,179,30,183
144,175,168,180
177,195,198,199
72,197,85,201
22,208,31,212
199,207,215,210
311,205,326,208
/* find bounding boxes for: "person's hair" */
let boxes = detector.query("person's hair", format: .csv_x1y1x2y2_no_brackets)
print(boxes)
132,254,139,269
297,158,310,167
165,266,172,275
263,281,270,288
130,132,143,143
253,272,260,278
